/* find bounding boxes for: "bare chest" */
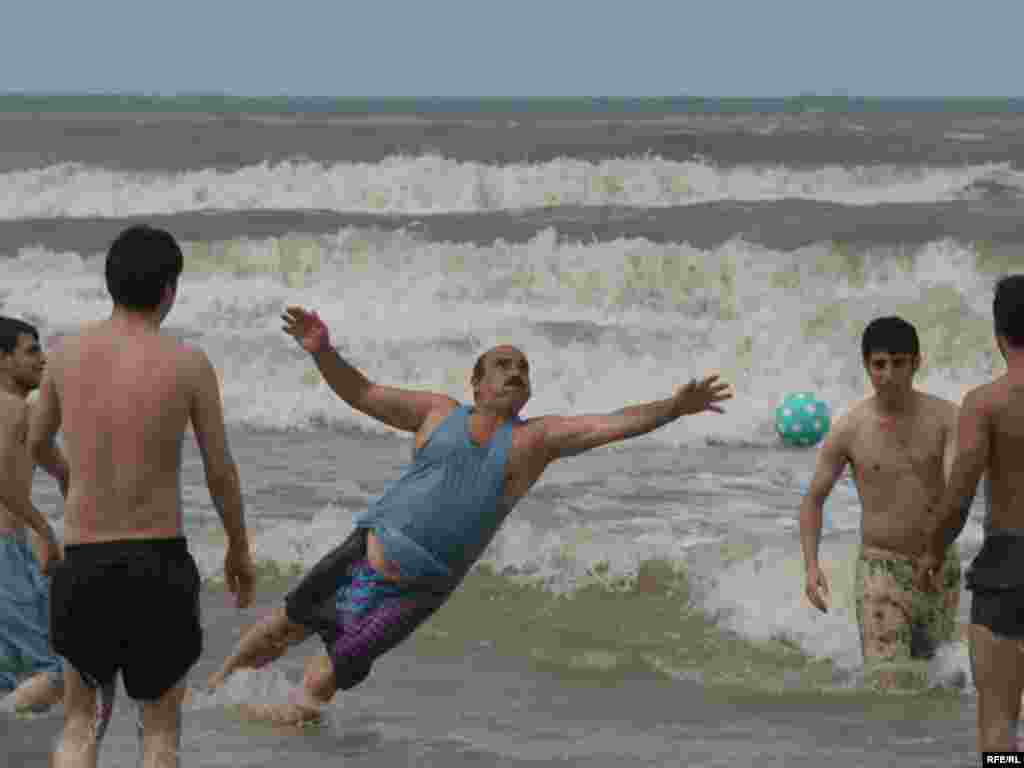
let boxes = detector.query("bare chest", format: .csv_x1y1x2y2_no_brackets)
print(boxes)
848,419,945,485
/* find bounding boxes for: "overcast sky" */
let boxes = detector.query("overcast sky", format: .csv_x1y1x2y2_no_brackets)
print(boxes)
3,0,1021,97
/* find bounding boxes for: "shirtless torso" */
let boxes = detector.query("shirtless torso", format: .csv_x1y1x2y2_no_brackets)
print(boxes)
38,319,235,545
801,387,960,620
0,394,37,535
841,392,959,559
972,377,1024,533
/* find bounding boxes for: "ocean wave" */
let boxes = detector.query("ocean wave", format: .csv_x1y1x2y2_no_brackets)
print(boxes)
2,232,1007,444
0,157,1017,219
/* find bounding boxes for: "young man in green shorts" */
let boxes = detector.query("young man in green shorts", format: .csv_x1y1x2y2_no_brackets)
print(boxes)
800,316,961,688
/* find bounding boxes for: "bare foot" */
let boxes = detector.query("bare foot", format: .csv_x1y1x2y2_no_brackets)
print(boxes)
12,672,63,713
236,700,322,727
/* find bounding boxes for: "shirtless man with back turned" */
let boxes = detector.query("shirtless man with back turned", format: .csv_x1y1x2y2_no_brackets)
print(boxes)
29,226,256,768
927,274,1024,754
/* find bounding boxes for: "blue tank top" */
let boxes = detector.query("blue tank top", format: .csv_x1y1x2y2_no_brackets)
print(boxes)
354,405,521,581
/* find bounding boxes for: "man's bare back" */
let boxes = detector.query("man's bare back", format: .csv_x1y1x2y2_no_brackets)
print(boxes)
43,320,207,545
931,275,1024,754
34,225,255,768
840,391,958,558
970,377,1024,532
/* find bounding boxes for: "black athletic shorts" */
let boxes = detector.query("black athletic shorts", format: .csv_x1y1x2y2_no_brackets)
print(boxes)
967,535,1024,639
50,537,202,701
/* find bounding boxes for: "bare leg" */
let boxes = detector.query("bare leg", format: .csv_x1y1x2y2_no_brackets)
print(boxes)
207,607,311,690
136,681,187,768
969,623,1024,754
858,595,909,690
11,670,63,713
53,665,113,768
302,653,337,703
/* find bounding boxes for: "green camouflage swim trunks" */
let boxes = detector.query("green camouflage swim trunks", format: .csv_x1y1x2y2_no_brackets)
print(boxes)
854,546,960,663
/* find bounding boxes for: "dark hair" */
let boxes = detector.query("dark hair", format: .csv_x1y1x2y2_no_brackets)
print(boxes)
471,351,488,386
0,316,39,356
105,226,184,311
994,274,1024,348
861,316,920,360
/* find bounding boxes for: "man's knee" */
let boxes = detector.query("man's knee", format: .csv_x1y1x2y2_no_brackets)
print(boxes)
138,682,186,722
303,655,340,701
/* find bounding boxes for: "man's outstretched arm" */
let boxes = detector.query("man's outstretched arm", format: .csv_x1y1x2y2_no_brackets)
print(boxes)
538,375,731,459
283,306,455,433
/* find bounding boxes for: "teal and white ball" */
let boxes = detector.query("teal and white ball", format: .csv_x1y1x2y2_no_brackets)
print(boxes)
775,392,831,447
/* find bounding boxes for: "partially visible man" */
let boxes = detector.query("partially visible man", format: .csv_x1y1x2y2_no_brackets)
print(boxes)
0,316,67,712
30,226,256,768
800,316,961,688
926,274,1024,754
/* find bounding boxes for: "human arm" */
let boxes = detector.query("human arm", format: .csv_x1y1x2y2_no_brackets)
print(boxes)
535,375,731,460
282,306,456,432
930,389,988,553
799,419,850,612
27,402,69,499
1,402,60,574
27,369,68,497
942,403,959,486
37,444,69,499
189,349,254,608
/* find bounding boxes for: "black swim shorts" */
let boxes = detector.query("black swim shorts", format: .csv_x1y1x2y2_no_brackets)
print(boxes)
50,537,202,700
967,535,1024,639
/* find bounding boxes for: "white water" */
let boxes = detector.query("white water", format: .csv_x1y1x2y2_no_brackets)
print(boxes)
4,230,1005,444
1,158,1018,218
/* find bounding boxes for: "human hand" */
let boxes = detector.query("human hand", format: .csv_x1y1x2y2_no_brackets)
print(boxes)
912,552,944,594
35,529,62,577
673,374,733,416
224,543,256,609
281,306,331,355
805,563,830,613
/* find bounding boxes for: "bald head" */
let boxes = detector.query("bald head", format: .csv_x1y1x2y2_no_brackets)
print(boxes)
472,345,524,382
471,346,531,412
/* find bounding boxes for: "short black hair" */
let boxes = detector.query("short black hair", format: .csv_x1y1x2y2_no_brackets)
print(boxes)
105,226,184,311
994,274,1024,348
861,316,920,360
0,316,39,356
471,351,488,386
